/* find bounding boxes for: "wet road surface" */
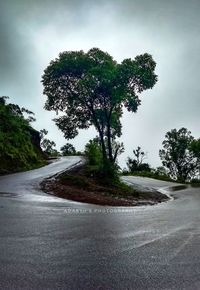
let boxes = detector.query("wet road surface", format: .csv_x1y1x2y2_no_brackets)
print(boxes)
0,157,200,289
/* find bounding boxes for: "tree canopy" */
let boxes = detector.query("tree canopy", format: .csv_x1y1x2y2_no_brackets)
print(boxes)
42,48,157,165
60,143,76,156
159,128,200,181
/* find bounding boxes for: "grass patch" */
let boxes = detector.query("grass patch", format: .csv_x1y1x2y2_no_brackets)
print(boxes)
59,164,136,197
0,159,48,175
60,174,90,189
122,170,175,182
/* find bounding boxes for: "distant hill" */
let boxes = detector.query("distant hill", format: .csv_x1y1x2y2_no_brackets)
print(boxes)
0,97,46,174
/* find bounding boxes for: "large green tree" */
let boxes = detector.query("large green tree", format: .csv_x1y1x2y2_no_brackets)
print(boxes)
42,48,157,165
159,128,200,181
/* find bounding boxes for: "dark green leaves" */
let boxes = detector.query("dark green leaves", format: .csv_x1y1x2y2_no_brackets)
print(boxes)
0,97,44,173
159,128,200,181
42,47,157,164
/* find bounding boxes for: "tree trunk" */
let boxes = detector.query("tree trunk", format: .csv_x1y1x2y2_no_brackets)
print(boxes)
99,130,107,161
107,123,113,163
113,147,119,163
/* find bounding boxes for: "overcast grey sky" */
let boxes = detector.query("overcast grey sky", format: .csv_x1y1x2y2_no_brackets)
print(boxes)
0,0,200,168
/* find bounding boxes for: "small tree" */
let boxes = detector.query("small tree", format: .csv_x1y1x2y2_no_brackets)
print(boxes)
133,146,146,166
39,129,48,139
155,166,168,176
127,146,151,172
40,129,57,156
85,138,103,167
42,48,157,172
159,128,199,182
84,138,120,183
60,143,76,156
41,139,56,155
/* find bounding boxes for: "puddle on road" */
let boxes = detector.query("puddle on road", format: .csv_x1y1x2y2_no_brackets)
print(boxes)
0,192,19,198
190,184,200,188
168,185,188,192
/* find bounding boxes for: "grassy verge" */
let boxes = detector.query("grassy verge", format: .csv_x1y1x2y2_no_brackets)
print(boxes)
41,164,169,206
123,171,200,186
0,159,48,175
122,171,176,182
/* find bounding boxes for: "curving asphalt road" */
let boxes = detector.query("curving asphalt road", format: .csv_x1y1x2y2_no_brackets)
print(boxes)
0,157,200,290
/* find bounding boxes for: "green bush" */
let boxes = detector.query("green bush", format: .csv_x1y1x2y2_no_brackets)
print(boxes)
84,138,120,185
190,178,200,185
85,139,103,166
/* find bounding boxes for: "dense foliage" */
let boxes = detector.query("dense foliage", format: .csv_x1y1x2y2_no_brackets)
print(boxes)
85,138,103,167
84,138,119,184
60,143,76,156
42,48,157,170
40,129,59,157
159,128,200,182
0,97,45,174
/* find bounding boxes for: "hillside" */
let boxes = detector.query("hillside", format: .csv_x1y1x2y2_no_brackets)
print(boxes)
0,97,46,174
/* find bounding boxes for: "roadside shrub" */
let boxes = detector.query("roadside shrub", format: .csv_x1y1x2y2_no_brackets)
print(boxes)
85,139,103,167
84,139,120,184
190,178,200,185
